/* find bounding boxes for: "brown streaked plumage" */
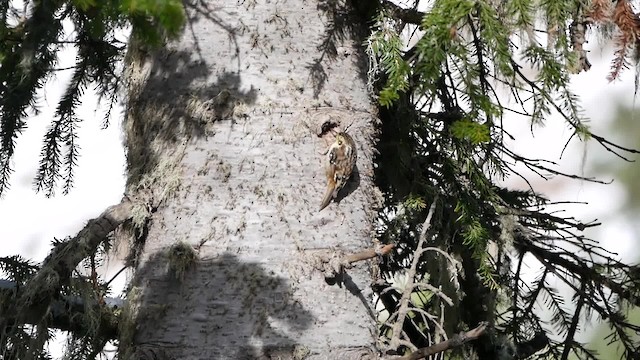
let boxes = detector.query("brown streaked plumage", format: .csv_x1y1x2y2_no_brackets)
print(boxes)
319,132,357,211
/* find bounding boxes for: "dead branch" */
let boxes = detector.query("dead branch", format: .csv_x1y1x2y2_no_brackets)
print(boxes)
311,243,396,280
380,0,425,25
392,322,489,360
388,198,438,351
345,243,395,264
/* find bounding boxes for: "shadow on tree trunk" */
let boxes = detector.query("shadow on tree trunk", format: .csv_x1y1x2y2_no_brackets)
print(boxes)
126,251,314,359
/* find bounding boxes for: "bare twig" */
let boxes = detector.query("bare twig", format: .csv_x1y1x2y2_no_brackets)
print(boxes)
415,282,453,306
389,197,438,351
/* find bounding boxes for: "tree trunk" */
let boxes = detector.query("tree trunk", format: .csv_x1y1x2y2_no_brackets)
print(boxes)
121,1,380,359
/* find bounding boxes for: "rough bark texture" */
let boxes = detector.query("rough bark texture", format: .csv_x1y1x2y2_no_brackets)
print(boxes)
122,1,380,359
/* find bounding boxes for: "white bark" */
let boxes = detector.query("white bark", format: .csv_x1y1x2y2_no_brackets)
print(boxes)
123,1,380,359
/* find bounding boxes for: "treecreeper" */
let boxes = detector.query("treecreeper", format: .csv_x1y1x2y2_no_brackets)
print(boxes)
319,132,357,211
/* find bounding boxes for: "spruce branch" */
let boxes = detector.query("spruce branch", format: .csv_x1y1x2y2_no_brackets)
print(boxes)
0,0,182,196
0,0,63,197
512,61,640,160
0,279,122,337
502,216,640,357
560,280,586,360
10,200,133,323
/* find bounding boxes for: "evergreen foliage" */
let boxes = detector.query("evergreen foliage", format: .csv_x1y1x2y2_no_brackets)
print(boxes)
0,0,184,196
1,0,640,359
370,0,640,358
0,1,182,358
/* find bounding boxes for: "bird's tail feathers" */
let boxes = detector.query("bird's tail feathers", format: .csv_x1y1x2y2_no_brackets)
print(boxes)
319,184,336,211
